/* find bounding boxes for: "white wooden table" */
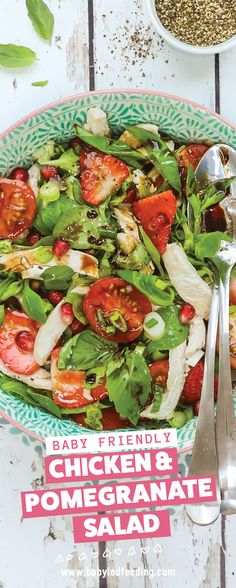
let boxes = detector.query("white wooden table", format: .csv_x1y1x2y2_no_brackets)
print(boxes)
0,1,236,587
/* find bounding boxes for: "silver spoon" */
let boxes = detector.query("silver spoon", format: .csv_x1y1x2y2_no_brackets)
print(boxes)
186,143,236,524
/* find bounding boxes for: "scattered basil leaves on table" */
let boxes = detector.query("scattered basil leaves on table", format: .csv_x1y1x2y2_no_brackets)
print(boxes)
0,44,37,68
26,0,54,42
31,80,48,86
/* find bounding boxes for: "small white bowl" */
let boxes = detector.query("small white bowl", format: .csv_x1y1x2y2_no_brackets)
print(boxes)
146,0,236,55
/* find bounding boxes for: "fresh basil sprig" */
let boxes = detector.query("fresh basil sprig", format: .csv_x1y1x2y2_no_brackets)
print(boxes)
0,278,22,302
26,0,54,42
31,80,48,87
58,329,118,371
0,373,62,418
150,148,181,194
75,125,147,168
147,306,189,357
22,281,48,323
42,266,75,290
0,44,37,68
106,351,151,425
116,270,174,306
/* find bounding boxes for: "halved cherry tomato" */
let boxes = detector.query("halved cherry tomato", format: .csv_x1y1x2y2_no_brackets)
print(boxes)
83,277,152,343
133,190,177,255
149,359,169,387
0,310,39,375
0,179,36,239
73,406,130,430
176,144,208,171
230,279,236,306
51,348,108,408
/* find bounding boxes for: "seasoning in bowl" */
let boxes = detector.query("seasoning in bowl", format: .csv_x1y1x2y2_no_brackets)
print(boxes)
155,0,236,47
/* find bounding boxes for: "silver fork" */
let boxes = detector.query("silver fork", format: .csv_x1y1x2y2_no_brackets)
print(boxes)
214,211,236,515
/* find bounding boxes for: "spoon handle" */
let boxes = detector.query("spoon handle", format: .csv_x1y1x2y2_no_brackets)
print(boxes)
216,271,236,512
186,286,221,525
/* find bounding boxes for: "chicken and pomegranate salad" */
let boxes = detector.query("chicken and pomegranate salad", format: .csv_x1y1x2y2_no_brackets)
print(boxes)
0,107,235,432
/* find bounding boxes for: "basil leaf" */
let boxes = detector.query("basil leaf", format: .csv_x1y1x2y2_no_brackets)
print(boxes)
26,0,54,42
22,281,47,323
58,329,118,371
43,149,79,174
53,204,116,251
139,227,164,275
31,80,48,86
75,126,146,168
147,306,189,356
0,278,22,302
0,240,13,254
42,266,75,290
34,195,75,235
64,292,88,324
0,373,62,418
151,148,181,193
116,270,174,306
125,125,160,144
106,351,151,425
0,44,37,68
0,305,5,325
195,231,232,261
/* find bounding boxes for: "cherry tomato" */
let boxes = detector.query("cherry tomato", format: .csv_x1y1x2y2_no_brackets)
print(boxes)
0,310,39,375
133,190,177,255
176,144,208,171
149,359,169,387
83,277,152,343
73,406,130,430
90,381,108,401
51,348,93,409
0,179,36,239
51,348,108,408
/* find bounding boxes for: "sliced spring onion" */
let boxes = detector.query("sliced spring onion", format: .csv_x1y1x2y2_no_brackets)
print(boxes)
144,311,165,341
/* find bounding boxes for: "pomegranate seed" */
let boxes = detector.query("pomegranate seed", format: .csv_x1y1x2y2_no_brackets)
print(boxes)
61,302,74,323
179,303,196,325
147,213,169,232
193,401,200,416
124,185,138,204
15,331,34,352
10,167,29,182
70,319,86,334
48,291,64,306
27,230,41,245
52,238,69,257
69,137,81,150
41,165,58,181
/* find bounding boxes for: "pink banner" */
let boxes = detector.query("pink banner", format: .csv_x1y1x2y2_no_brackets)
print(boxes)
72,510,171,543
44,448,178,484
21,476,217,518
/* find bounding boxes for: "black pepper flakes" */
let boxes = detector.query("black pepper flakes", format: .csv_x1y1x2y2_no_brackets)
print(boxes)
156,0,236,46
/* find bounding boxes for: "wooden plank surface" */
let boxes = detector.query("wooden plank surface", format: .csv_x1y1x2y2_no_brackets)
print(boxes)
0,0,90,133
93,0,216,109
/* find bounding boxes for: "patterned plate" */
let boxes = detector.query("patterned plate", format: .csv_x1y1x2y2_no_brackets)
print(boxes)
1,89,236,450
